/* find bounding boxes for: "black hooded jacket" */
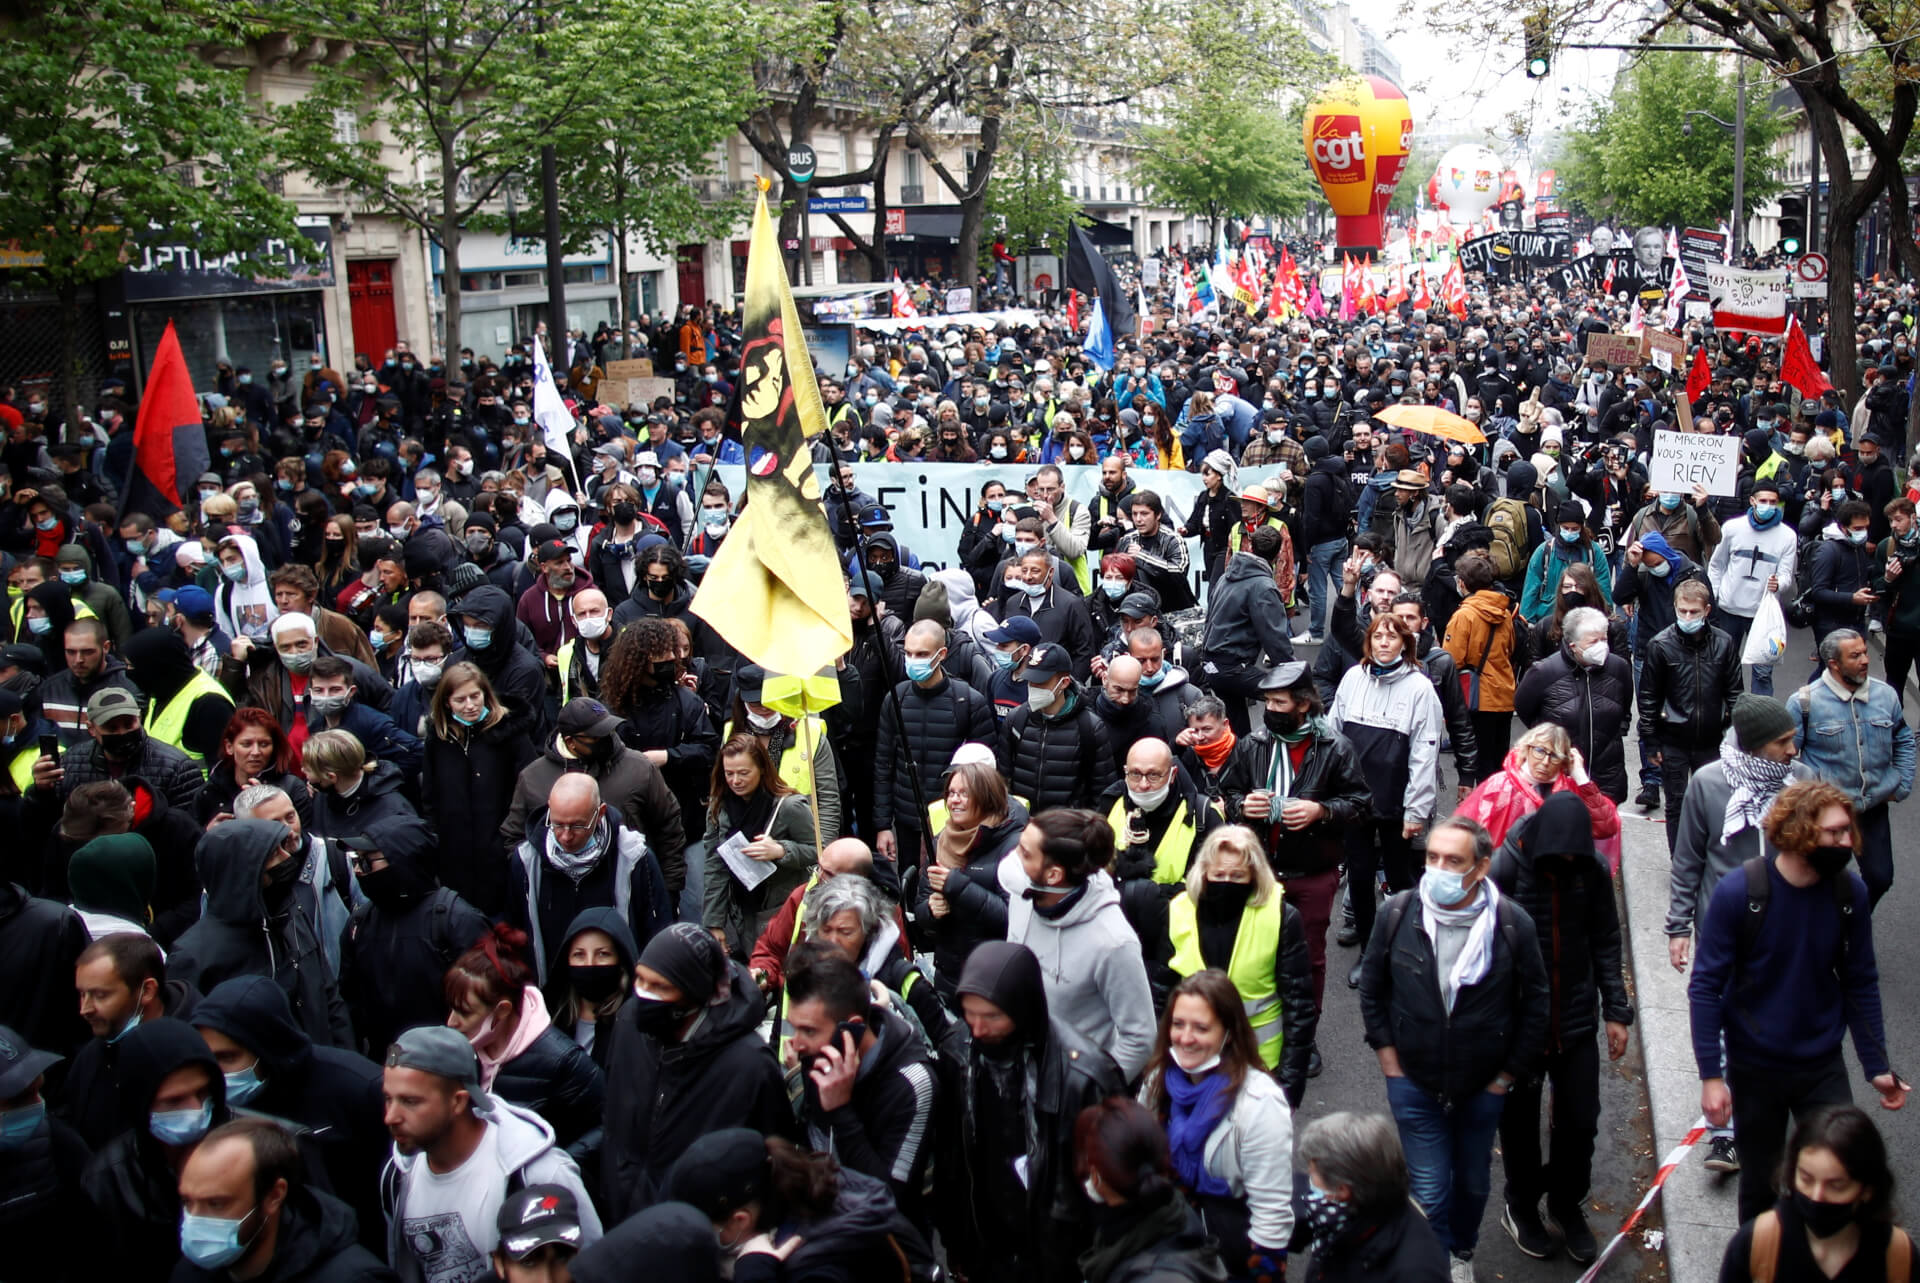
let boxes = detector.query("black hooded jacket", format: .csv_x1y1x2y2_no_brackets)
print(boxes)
0,880,90,1058
548,906,639,1075
453,585,553,743
0,1096,92,1283
168,1185,398,1283
60,978,200,1149
798,1000,938,1229
81,1017,230,1283
41,773,205,946
190,975,390,1254
339,813,490,1056
570,1202,720,1283
167,820,355,1050
600,961,797,1223
935,941,1125,1282
1487,792,1633,1050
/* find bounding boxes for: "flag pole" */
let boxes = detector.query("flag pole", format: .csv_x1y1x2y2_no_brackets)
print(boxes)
796,695,827,859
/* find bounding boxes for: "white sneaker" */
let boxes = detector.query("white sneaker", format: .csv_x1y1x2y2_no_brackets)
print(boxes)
1291,630,1313,644
1449,1254,1477,1283
1870,618,1885,634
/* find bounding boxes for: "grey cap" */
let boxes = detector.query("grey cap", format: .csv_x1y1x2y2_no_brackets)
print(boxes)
847,570,884,600
1257,661,1311,692
385,1026,488,1103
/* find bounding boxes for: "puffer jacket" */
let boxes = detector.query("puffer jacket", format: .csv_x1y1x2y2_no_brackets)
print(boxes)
912,801,1027,1000
1487,794,1633,1052
1443,589,1518,713
492,1017,606,1160
1808,526,1875,638
873,672,997,831
1637,620,1743,753
1217,721,1370,876
997,686,1119,813
1513,642,1635,802
1357,888,1550,1103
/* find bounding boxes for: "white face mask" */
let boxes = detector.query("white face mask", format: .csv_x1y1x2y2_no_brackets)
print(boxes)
1170,1044,1223,1075
575,615,609,640
1127,783,1172,811
1581,640,1610,667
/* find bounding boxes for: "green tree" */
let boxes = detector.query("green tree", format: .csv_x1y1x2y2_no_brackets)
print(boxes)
1555,43,1787,230
274,0,664,358
984,108,1085,258
1133,88,1316,244
0,0,299,430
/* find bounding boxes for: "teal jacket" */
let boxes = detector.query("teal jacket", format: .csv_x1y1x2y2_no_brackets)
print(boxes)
1519,536,1614,623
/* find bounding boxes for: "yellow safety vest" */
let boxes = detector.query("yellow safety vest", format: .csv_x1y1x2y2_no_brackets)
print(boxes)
1168,890,1284,1068
555,637,605,706
146,669,234,769
1226,516,1282,556
1107,796,1198,886
10,595,95,640
7,744,34,793
1060,498,1092,594
723,715,824,797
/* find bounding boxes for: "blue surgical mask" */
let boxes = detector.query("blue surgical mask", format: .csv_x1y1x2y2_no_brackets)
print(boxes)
222,562,247,583
904,657,938,682
1677,616,1706,634
986,499,1005,513
1421,865,1468,906
1021,580,1047,598
1648,560,1671,578
1751,503,1781,527
1851,528,1870,544
1139,665,1166,688
1658,493,1682,510
223,1063,265,1106
180,1208,261,1271
149,1101,214,1147
0,1100,45,1150
110,1006,142,1043
58,569,85,586
1100,578,1127,600
1558,528,1580,544
464,626,493,649
453,703,489,726
125,538,147,555
26,616,51,636
992,647,1019,670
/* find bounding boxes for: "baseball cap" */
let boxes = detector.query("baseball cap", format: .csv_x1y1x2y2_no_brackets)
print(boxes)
847,571,884,600
1117,592,1158,621
535,539,572,565
85,687,142,725
733,664,767,705
1017,642,1072,681
0,1024,60,1099
982,616,1042,646
496,1185,586,1261
663,1128,770,1221
556,698,621,738
384,1026,487,1102
0,644,44,675
173,585,217,622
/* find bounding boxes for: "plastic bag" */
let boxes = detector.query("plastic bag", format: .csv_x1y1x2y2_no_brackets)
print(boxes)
1743,593,1788,667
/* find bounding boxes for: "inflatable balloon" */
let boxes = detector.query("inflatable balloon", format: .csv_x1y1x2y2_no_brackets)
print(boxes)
1432,144,1502,227
1302,74,1414,256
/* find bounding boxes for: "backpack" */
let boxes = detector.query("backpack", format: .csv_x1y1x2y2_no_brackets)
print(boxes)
1749,1210,1910,1282
347,887,464,969
1484,497,1530,579
1785,538,1823,630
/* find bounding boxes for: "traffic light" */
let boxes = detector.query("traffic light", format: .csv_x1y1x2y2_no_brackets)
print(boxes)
1778,194,1806,255
1524,13,1551,78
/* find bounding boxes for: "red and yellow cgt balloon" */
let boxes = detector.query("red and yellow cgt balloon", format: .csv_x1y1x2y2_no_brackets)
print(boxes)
1302,74,1414,255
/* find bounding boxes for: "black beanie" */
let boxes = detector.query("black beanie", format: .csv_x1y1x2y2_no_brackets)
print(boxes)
638,922,727,1002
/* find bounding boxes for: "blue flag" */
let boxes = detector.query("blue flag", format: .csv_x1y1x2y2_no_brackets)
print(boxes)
1081,295,1114,372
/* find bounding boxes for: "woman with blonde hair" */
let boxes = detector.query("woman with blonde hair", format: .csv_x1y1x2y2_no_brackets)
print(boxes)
1166,825,1317,1108
1456,721,1620,851
302,725,416,837
421,660,537,916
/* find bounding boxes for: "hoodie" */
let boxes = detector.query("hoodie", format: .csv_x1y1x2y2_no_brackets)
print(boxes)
515,562,597,657
215,533,278,641
120,626,234,762
383,1095,603,1276
190,974,390,1253
68,832,156,941
167,819,355,1050
170,1185,394,1283
54,542,134,644
454,585,552,742
569,1203,719,1283
997,860,1156,1079
81,1017,230,1283
552,907,639,1071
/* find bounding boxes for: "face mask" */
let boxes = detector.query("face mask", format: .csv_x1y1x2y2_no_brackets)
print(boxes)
1264,708,1302,738
628,990,686,1039
1014,540,1039,557
278,648,314,673
452,703,488,727
1100,578,1128,600
1675,615,1707,636
1751,503,1781,527
991,647,1020,671
1783,440,1806,455
570,962,623,1003
636,467,658,487
575,614,609,641
32,515,57,532
1808,844,1853,878
0,1099,45,1150
1304,1183,1357,1245
180,1207,264,1271
1793,1188,1862,1238
1027,681,1060,710
223,1063,265,1107
702,511,731,535
464,626,493,649
513,416,530,427
745,708,784,733
1169,1045,1222,1075
1659,493,1683,511
553,511,579,534
310,693,351,719
1422,864,1469,906
1021,579,1047,598
1127,783,1171,811
57,568,88,587
1850,528,1872,545
149,1101,214,1147
25,616,50,636
99,726,144,760
1582,640,1610,666
1559,528,1581,544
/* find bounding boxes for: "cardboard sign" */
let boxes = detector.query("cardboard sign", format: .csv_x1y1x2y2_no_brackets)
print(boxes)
604,358,654,381
1642,329,1685,371
1649,428,1740,497
597,375,675,409
1585,333,1643,369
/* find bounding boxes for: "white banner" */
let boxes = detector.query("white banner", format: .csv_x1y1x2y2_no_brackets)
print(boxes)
1699,264,1791,336
1648,428,1741,497
704,461,1290,597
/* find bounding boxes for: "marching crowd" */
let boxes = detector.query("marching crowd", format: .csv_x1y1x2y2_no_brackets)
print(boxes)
0,249,1915,1283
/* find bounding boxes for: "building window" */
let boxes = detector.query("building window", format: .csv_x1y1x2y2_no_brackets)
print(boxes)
460,271,506,292
502,269,543,287
562,264,609,285
331,109,360,146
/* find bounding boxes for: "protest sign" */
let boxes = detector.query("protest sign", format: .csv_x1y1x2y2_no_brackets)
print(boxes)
1678,228,1725,301
1504,229,1573,265
1458,233,1505,274
1585,333,1643,368
1641,329,1685,373
604,358,654,380
1649,428,1740,496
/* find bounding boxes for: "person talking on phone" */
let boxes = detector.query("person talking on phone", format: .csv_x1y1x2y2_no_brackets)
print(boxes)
1218,661,1369,1026
1807,500,1879,680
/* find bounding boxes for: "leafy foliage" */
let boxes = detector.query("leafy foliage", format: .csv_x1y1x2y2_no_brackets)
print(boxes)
1133,88,1317,242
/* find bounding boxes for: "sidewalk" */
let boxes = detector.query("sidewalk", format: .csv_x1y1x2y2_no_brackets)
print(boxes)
1618,808,1737,1283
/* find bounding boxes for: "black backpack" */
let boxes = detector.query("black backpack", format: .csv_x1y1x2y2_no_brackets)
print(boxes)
1785,539,1823,629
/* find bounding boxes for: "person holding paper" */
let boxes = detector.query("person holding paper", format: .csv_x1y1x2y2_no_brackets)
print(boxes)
1709,479,1798,696
702,733,818,957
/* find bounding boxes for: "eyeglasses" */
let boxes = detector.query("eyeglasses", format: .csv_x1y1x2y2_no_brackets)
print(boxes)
549,818,599,834
1122,768,1169,785
1523,745,1567,763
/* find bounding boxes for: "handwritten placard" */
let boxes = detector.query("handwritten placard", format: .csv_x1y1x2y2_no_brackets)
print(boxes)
1585,333,1643,369
1649,428,1740,497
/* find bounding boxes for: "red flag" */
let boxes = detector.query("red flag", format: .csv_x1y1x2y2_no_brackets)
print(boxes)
1685,345,1712,402
1410,267,1432,311
1442,261,1469,320
1782,315,1834,399
1066,290,1079,333
1385,264,1409,306
126,321,209,519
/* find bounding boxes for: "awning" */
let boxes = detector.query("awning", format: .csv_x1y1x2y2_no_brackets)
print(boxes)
897,206,963,243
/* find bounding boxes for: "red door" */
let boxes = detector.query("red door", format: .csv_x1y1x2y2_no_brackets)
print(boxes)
675,245,706,309
347,259,398,363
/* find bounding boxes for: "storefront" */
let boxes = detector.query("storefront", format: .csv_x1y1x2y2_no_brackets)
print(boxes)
124,216,337,394
435,232,620,360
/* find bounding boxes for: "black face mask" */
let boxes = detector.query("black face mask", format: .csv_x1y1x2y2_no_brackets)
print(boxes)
262,854,300,908
1200,879,1253,919
1792,1189,1862,1238
611,502,637,525
357,862,433,911
1559,591,1585,613
1808,844,1853,879
570,963,624,1003
871,561,896,581
648,660,679,691
1264,708,1302,738
648,579,674,599
100,728,145,761
628,994,687,1040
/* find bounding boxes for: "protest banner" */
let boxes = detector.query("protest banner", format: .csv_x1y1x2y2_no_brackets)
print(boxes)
1585,333,1643,368
1641,329,1685,373
1677,228,1725,301
1457,232,1505,274
1504,229,1573,265
1700,263,1791,334
603,358,654,380
1649,428,1740,496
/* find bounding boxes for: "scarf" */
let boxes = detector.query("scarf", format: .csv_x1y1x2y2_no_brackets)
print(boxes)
476,985,552,1090
722,787,776,844
545,811,609,879
1419,875,1500,1014
935,816,983,870
1163,1067,1234,1198
1192,728,1236,773
1078,1190,1192,1283
1719,741,1796,839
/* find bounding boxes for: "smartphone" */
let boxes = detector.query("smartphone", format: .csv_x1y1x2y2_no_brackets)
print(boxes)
37,734,57,765
834,1018,867,1053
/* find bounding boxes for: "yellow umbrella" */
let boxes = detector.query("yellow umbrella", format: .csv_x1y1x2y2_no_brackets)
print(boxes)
1373,403,1488,445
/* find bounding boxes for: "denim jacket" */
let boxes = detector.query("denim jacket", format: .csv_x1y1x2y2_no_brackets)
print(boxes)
1788,675,1916,811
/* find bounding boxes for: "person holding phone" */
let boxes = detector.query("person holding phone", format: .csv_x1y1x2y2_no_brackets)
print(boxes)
1807,501,1879,680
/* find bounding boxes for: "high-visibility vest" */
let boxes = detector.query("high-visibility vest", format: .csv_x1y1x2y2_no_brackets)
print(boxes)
1168,889,1284,1069
146,670,234,769
723,715,825,797
10,595,95,639
7,744,34,793
1060,498,1092,593
555,637,605,706
1107,796,1198,886
1226,516,1283,556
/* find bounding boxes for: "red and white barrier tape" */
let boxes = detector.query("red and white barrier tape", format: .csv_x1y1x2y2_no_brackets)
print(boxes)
1573,1117,1710,1283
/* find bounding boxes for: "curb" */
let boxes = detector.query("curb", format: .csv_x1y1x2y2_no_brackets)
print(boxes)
1619,802,1738,1282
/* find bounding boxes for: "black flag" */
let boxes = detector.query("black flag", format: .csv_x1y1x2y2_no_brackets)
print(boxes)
1064,223,1135,336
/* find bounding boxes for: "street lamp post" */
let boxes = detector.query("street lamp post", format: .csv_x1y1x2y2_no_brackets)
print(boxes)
1681,64,1746,258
